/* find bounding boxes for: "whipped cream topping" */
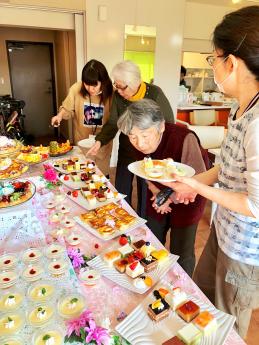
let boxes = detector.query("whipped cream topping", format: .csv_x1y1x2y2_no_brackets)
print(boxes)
5,318,14,328
5,295,16,306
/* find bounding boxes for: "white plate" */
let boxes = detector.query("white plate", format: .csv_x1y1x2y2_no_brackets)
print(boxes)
115,283,236,344
74,214,146,241
128,160,195,183
67,191,126,211
88,254,178,294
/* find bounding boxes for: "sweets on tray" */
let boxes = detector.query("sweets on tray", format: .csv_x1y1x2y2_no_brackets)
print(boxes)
0,136,20,155
17,145,49,163
49,140,72,156
143,157,186,178
0,160,28,180
79,202,137,237
0,312,24,335
0,180,34,208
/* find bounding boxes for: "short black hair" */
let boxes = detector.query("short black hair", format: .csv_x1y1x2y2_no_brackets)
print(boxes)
181,65,187,76
80,59,113,103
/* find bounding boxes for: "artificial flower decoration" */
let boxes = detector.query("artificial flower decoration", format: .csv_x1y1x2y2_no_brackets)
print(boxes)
41,163,62,189
67,248,94,271
65,309,110,345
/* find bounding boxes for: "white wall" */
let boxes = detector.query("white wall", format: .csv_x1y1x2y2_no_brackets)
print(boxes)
85,0,186,114
183,2,233,52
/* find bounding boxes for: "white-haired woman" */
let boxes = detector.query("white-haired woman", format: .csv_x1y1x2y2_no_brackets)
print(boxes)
117,98,209,276
87,60,175,214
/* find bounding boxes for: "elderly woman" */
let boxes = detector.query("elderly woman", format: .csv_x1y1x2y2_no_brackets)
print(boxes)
87,60,174,214
117,99,209,276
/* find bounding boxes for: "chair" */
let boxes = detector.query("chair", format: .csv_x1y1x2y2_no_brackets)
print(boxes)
190,109,217,126
187,124,225,150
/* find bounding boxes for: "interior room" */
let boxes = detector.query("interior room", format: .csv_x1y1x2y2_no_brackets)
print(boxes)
0,1,258,345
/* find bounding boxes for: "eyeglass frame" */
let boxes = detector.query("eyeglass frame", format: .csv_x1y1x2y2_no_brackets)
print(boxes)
206,54,226,66
113,82,128,91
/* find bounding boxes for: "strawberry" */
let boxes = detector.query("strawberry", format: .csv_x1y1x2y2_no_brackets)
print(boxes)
129,261,138,271
64,175,69,181
72,190,78,198
119,235,128,246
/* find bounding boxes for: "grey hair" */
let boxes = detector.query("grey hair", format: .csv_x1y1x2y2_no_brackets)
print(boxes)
111,60,141,90
117,99,164,135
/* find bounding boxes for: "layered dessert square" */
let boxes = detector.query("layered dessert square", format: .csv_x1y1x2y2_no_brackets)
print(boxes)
176,300,200,322
147,298,170,322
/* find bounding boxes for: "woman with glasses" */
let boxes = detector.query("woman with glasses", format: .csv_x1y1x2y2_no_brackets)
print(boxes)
117,99,209,277
51,59,113,175
87,60,175,214
161,6,259,338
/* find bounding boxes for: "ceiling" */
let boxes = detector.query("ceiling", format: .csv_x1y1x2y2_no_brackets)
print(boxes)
187,0,259,7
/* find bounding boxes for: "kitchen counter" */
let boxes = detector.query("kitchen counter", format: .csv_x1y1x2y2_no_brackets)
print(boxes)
178,104,232,110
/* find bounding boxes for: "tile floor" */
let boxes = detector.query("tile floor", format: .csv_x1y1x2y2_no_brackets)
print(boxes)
109,168,259,345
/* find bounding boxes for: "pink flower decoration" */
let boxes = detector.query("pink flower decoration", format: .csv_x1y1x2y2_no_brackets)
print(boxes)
66,309,93,337
85,319,110,345
67,248,85,269
43,168,58,183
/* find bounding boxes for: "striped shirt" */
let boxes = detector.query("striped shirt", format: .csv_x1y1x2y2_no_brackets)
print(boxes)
214,102,259,266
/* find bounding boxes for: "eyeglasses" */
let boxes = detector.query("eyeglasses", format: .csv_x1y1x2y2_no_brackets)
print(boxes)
113,82,128,91
206,55,225,66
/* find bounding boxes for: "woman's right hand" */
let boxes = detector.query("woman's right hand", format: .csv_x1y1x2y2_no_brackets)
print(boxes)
51,114,62,127
86,141,101,156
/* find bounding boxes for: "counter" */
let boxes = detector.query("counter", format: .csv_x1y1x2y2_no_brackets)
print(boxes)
177,104,232,127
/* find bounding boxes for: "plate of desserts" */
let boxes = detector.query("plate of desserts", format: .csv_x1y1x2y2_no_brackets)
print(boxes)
0,159,29,180
115,281,236,345
0,136,22,157
66,179,126,210
128,157,195,183
58,169,107,190
74,202,146,240
48,140,73,157
52,157,94,175
0,179,36,209
88,238,178,293
16,145,49,165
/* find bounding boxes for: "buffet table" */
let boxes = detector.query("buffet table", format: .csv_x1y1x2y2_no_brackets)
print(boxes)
0,146,246,345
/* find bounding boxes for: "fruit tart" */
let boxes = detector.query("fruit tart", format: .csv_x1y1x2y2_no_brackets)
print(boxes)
0,180,34,208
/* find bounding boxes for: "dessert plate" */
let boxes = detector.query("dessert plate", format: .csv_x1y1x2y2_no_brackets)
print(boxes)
115,282,236,344
128,160,195,183
0,160,29,181
0,180,36,209
58,174,89,189
49,146,73,157
68,190,126,211
88,253,178,294
74,212,146,241
51,158,87,174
